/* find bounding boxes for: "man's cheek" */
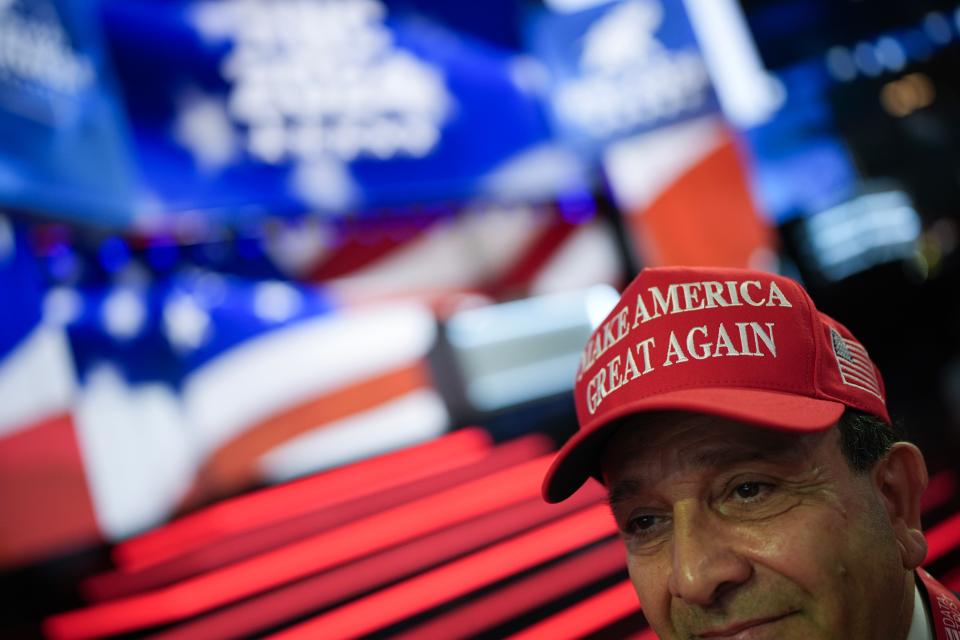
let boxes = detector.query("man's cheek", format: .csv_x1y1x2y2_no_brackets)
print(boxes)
733,514,849,621
626,556,672,637
735,524,822,589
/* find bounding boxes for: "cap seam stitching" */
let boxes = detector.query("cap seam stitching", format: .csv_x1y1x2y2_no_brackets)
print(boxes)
810,299,824,398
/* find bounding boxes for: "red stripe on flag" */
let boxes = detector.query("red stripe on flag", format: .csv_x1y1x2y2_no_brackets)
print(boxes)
507,580,640,640
44,456,553,640
113,427,491,572
265,504,617,640
484,214,577,298
0,412,100,569
86,434,549,601
305,220,434,281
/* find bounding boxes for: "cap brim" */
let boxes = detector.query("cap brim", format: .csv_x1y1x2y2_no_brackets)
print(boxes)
542,387,846,503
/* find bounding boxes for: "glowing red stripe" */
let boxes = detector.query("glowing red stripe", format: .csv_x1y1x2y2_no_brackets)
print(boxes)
393,538,624,640
113,428,491,571
924,511,960,565
84,435,550,602
266,504,616,640
44,456,550,640
628,628,658,640
150,490,604,640
507,580,639,640
921,470,957,514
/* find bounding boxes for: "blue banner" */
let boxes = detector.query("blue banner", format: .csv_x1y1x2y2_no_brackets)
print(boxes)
0,0,137,226
527,0,720,154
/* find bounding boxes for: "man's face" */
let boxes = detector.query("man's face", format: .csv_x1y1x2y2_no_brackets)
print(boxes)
600,413,914,640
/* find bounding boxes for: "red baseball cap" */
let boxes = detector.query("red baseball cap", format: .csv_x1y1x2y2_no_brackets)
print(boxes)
542,266,891,503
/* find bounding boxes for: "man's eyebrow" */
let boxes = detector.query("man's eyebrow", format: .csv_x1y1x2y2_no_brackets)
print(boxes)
607,480,643,511
688,445,799,468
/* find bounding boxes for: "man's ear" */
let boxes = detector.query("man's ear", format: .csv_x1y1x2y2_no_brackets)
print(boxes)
871,442,929,570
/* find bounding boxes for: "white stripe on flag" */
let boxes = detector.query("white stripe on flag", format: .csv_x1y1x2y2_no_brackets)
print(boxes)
182,303,437,456
530,221,621,296
0,326,76,437
73,364,195,541
257,388,449,483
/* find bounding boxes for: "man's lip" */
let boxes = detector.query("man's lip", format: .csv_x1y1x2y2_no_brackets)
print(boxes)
694,612,796,638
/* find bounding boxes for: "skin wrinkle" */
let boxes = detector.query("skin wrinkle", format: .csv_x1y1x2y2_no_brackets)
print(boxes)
600,412,920,640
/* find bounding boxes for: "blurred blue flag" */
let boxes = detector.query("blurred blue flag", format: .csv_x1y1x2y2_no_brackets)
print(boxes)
99,0,560,221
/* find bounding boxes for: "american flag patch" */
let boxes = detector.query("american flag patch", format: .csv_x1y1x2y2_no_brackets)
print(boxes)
830,328,882,399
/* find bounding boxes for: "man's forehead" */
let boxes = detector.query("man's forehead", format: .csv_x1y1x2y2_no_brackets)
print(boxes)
599,412,825,484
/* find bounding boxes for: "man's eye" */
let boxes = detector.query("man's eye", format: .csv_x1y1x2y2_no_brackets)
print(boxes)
631,515,658,531
625,514,668,538
732,481,771,502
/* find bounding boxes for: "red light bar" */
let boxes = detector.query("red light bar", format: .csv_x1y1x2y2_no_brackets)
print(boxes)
113,428,492,572
149,489,604,640
44,455,552,640
84,434,550,602
393,538,625,640
266,503,616,640
507,580,640,640
942,565,960,591
921,470,957,514
924,511,960,566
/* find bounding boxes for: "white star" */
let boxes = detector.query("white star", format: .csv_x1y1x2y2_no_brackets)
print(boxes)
102,288,146,341
172,90,240,172
43,287,84,327
253,281,302,323
163,293,212,353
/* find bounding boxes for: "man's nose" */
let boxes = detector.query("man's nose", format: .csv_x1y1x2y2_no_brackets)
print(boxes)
667,504,752,606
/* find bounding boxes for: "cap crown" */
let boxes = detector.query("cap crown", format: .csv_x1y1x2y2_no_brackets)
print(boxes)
573,266,890,433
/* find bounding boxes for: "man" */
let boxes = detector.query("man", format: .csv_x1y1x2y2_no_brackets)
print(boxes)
542,266,960,639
